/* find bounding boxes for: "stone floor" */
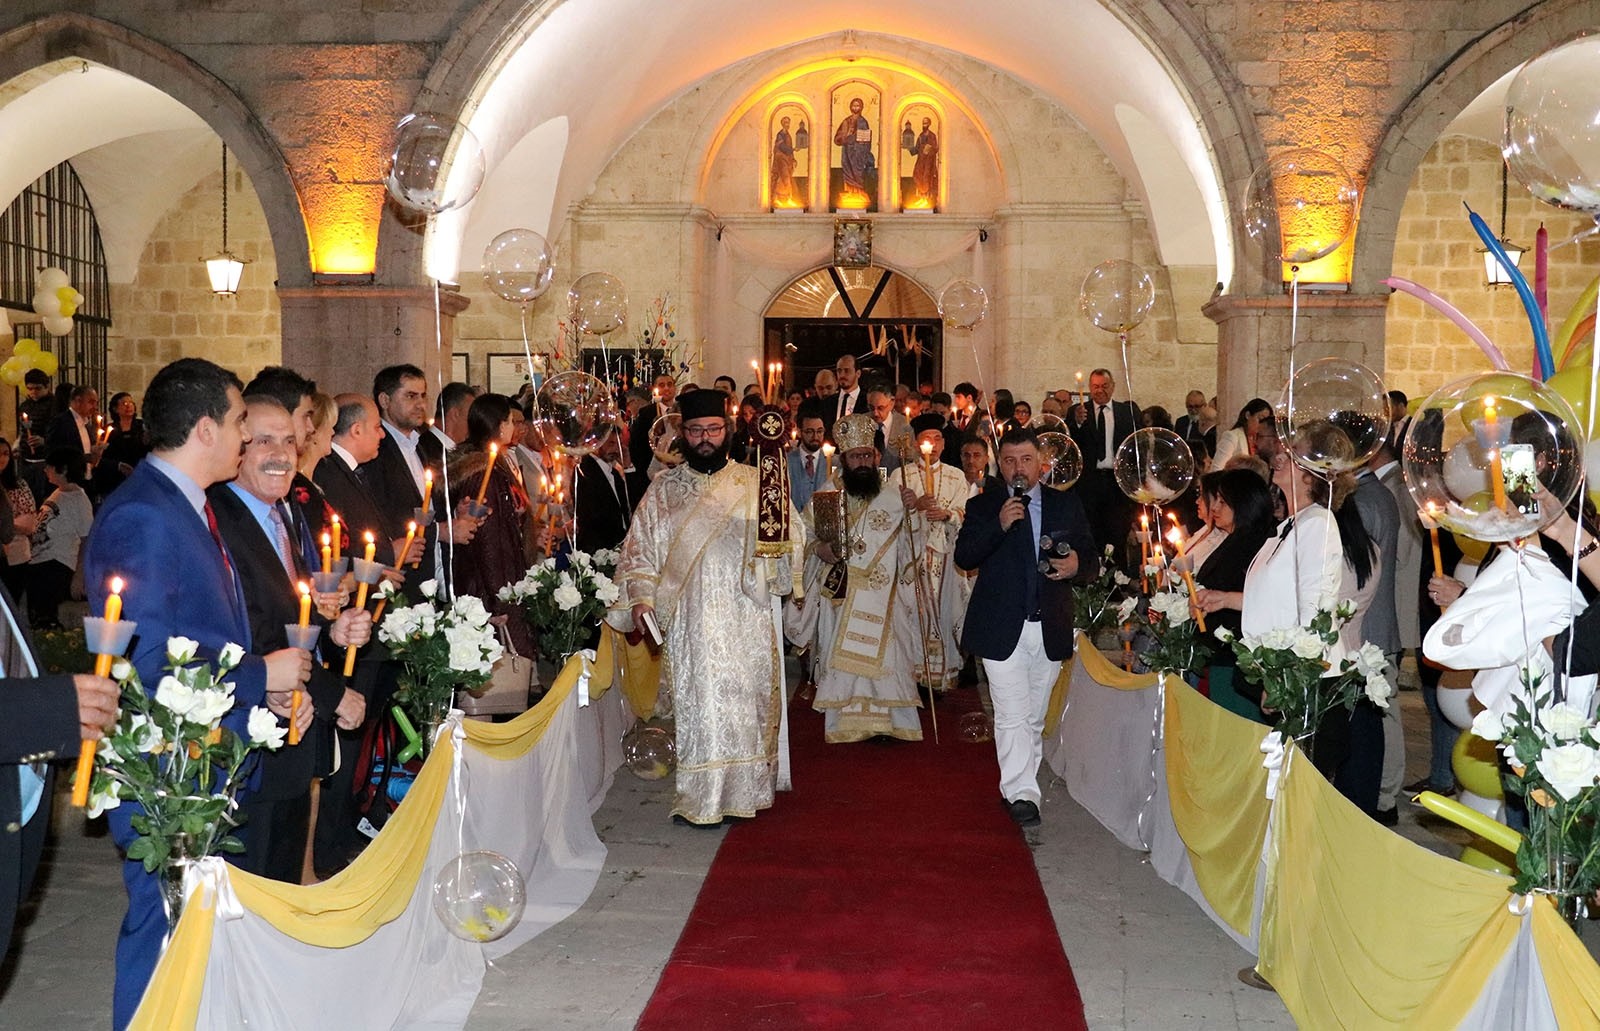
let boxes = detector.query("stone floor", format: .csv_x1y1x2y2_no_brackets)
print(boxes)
0,689,1498,1029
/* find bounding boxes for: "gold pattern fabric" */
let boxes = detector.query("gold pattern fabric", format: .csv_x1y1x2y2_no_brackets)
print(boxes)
906,461,968,689
617,461,801,822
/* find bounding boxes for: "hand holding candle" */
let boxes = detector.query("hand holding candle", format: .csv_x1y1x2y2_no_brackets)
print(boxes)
1421,503,1444,579
75,576,125,807
343,532,378,677
399,519,418,569
1166,519,1206,632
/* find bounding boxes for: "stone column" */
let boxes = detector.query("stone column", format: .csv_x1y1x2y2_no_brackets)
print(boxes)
1204,291,1390,417
276,284,471,398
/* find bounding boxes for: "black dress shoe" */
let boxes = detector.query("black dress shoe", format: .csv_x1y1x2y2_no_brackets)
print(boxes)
1007,799,1041,828
1374,806,1399,827
1404,776,1457,796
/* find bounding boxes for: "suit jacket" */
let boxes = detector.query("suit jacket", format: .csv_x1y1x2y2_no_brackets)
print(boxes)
1353,471,1401,654
1378,462,1424,649
44,409,91,459
954,483,1098,661
359,432,442,583
787,446,831,513
314,452,398,568
206,485,345,801
1,670,78,966
822,388,870,436
573,454,631,554
416,428,446,472
1069,398,1140,469
873,413,914,473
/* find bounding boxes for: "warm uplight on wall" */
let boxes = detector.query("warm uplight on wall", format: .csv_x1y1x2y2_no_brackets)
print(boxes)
203,145,248,296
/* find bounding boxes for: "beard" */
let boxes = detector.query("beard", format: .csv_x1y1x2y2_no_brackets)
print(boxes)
683,439,730,474
842,463,881,499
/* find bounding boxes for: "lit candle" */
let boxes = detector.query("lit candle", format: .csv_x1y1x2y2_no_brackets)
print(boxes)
330,515,342,563
75,576,125,806
362,530,376,565
1138,511,1151,587
297,580,311,627
1422,503,1444,579
475,443,498,505
1166,522,1206,632
320,532,332,574
1075,370,1084,402
96,414,105,442
344,533,378,677
399,520,417,569
1484,396,1507,511
290,577,310,746
421,468,434,516
920,439,936,495
821,442,835,484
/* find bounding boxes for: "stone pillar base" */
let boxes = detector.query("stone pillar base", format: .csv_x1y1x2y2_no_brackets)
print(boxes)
277,283,471,398
1203,291,1390,417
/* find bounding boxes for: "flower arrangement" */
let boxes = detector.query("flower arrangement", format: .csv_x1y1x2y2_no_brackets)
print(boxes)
81,638,285,894
499,549,620,661
1215,601,1392,742
377,579,504,730
1472,673,1600,916
1078,544,1134,635
1137,585,1213,677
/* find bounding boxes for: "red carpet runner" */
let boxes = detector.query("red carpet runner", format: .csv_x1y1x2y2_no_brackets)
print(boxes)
636,689,1088,1030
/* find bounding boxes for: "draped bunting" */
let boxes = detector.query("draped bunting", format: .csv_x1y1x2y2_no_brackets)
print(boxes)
1045,631,1600,1029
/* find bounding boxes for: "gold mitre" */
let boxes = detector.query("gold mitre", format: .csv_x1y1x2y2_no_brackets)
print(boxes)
833,414,878,453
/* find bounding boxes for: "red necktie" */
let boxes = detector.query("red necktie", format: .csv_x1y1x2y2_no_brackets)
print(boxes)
804,453,815,477
203,499,235,579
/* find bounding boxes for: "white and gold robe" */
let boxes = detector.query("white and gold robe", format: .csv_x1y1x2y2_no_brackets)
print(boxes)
614,461,800,824
906,461,969,689
788,483,922,743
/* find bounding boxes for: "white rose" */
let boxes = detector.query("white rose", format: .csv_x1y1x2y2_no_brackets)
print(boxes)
497,583,519,603
594,577,620,606
1290,631,1324,661
1354,643,1388,678
553,583,583,612
1112,571,1132,586
186,687,234,727
1213,626,1235,643
419,579,438,599
87,778,123,819
1539,742,1600,802
154,675,199,719
111,658,133,681
1539,702,1591,743
218,642,245,670
1471,708,1507,741
417,610,438,636
1115,597,1139,623
1364,674,1392,709
445,627,485,672
166,637,199,665
452,595,491,627
128,712,164,753
247,706,287,750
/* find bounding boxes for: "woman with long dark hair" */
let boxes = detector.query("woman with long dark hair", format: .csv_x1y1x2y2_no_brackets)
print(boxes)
448,393,533,656
90,391,149,502
1211,398,1272,468
0,437,37,605
1192,470,1276,721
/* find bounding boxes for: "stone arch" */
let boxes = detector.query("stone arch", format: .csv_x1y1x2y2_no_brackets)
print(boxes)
1353,0,1598,291
0,13,310,285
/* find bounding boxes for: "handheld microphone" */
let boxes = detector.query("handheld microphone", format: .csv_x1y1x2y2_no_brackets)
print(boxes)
1008,475,1028,531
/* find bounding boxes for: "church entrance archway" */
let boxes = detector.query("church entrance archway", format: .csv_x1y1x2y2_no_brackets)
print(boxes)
764,264,941,396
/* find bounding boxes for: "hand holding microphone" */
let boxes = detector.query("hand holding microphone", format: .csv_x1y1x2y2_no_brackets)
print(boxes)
999,475,1029,532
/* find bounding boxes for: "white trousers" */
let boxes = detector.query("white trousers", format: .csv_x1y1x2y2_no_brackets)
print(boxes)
982,621,1062,805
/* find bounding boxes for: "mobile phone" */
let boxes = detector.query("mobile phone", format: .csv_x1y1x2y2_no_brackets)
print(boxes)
1500,443,1539,514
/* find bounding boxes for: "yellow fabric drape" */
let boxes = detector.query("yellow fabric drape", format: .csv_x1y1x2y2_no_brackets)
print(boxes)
1162,678,1271,936
1532,898,1600,1025
1043,633,1160,738
128,887,216,1031
1260,748,1526,1028
613,629,662,719
461,642,585,759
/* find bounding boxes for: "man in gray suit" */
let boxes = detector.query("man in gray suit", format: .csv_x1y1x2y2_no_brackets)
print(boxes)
867,385,912,474
1370,441,1423,788
1353,458,1403,824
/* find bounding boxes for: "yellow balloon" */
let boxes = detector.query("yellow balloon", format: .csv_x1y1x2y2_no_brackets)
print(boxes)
0,363,24,388
1545,365,1594,434
33,351,58,377
1456,534,1493,565
12,338,38,357
55,286,75,306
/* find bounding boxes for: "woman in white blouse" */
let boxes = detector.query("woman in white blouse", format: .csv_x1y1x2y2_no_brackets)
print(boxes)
1211,398,1273,469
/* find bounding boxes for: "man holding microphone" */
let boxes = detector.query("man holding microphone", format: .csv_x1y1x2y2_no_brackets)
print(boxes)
954,427,1097,828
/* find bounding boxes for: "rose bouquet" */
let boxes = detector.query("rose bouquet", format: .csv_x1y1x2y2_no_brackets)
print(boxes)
1078,544,1134,636
1137,586,1212,677
378,579,504,733
1472,673,1600,917
80,637,285,924
499,549,621,661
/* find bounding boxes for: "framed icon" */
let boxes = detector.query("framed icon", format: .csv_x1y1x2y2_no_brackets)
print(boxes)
833,218,872,268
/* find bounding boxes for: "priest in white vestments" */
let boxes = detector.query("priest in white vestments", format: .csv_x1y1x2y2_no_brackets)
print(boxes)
614,389,801,824
787,414,923,743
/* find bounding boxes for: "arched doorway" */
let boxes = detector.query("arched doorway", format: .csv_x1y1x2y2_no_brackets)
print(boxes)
764,264,940,395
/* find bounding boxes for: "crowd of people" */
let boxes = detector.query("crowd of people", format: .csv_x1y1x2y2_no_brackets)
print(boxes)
8,348,1600,1027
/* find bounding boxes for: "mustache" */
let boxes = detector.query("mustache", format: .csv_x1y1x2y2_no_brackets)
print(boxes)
259,462,295,475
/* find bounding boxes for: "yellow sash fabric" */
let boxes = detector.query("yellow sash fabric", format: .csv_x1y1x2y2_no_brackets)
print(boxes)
1533,899,1600,1025
128,888,216,1031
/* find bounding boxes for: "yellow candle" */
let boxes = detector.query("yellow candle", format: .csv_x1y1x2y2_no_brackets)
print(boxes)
362,530,376,564
919,440,935,496
1167,524,1206,632
1422,503,1444,579
1484,396,1507,511
821,442,835,484
320,532,332,574
475,443,498,505
421,468,434,515
330,515,342,562
344,547,376,677
1138,512,1151,588
399,520,417,569
76,576,125,806
297,580,311,627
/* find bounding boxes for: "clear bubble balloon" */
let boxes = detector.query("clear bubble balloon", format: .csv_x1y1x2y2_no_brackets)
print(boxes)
432,850,526,943
1242,148,1360,265
1078,259,1156,334
1404,372,1584,544
937,279,989,331
1037,431,1083,489
622,724,676,781
1114,428,1195,504
1033,413,1070,436
386,113,486,216
533,371,617,457
567,272,627,337
648,411,682,465
482,229,554,306
958,711,994,743
1505,32,1600,215
1276,358,1388,473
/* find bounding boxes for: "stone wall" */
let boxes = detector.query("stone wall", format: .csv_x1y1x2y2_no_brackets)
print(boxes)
1385,134,1600,402
107,165,280,399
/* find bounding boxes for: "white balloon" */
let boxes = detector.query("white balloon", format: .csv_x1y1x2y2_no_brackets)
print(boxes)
40,315,74,337
30,290,61,318
36,267,69,290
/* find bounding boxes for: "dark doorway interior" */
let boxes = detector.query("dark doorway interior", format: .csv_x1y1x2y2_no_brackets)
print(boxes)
765,318,941,397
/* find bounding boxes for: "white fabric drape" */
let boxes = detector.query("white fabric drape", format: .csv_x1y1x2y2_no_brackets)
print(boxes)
1042,658,1161,850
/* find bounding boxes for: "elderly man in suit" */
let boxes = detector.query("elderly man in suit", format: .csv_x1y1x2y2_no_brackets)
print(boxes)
44,383,105,479
954,426,1097,828
207,395,373,882
1068,368,1140,554
866,385,912,474
82,357,313,1029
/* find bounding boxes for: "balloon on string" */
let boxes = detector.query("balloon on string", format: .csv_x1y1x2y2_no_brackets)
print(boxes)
567,272,627,336
533,371,616,457
482,228,555,306
33,350,58,377
1504,32,1600,215
622,724,676,780
385,113,486,216
648,411,683,464
1078,259,1156,333
1037,431,1083,489
937,279,989,330
1032,413,1070,436
431,850,526,943
1403,372,1584,543
1275,358,1389,473
1241,148,1360,264
1114,428,1194,504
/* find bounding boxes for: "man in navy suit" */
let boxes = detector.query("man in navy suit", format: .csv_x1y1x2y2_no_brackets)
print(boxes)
954,427,1097,828
82,358,313,1029
1068,367,1141,554
786,405,830,512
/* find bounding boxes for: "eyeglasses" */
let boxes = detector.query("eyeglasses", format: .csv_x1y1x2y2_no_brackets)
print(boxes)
682,423,727,441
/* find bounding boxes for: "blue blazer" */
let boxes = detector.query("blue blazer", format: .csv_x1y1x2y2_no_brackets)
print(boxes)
953,484,1098,662
786,447,831,514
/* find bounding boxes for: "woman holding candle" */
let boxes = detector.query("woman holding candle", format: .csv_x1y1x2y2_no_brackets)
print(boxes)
89,391,150,503
448,393,533,655
289,393,349,614
1190,470,1275,722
